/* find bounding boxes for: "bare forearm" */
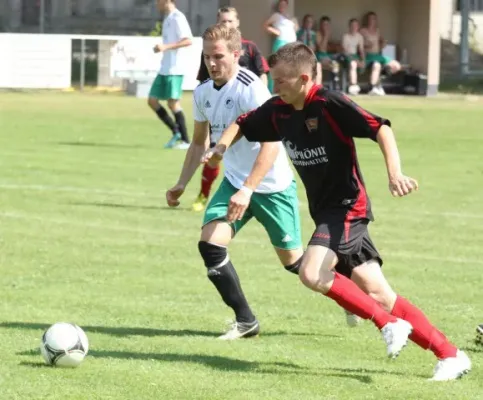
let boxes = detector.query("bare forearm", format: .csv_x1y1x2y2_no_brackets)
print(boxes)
217,123,242,152
177,142,207,187
164,38,192,50
244,142,279,190
266,26,280,36
376,125,402,179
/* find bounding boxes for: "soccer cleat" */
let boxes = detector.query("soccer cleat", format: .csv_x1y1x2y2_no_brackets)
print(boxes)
192,193,208,212
344,310,362,327
217,320,260,340
476,324,483,345
164,132,182,149
174,141,190,150
380,318,412,359
429,350,471,381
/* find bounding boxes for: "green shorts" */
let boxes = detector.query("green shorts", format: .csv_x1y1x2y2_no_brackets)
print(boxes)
202,178,302,250
316,51,336,62
366,53,392,67
148,74,184,100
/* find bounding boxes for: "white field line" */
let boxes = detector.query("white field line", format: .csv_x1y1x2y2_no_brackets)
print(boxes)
1,211,482,265
1,182,483,221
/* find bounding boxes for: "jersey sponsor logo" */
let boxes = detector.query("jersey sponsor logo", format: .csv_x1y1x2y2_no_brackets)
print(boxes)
305,117,318,132
283,140,328,167
225,97,234,109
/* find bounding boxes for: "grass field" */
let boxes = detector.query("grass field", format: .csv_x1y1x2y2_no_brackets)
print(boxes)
0,91,482,399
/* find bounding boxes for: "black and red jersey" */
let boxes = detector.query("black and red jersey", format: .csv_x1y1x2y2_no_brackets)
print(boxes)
236,85,390,224
197,38,269,82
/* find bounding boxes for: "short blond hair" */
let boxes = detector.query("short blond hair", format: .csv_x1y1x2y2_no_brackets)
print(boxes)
202,24,242,52
217,6,238,19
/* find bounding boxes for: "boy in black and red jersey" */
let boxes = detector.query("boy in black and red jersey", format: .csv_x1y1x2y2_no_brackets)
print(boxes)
202,42,471,381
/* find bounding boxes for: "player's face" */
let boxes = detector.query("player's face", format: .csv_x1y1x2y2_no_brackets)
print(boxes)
349,20,359,33
218,11,239,29
270,62,308,106
203,39,239,84
157,0,169,13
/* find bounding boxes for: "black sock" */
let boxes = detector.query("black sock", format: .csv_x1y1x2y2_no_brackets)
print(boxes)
284,256,303,275
174,110,189,143
207,261,255,323
155,106,177,134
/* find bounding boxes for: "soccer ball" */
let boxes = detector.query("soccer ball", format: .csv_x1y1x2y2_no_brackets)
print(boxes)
40,322,89,367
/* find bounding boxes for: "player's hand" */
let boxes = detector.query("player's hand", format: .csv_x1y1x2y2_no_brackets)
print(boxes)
389,174,418,197
227,188,252,223
153,44,165,53
166,184,185,207
201,144,226,166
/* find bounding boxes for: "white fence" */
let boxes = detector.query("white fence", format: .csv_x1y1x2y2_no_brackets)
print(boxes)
0,33,203,94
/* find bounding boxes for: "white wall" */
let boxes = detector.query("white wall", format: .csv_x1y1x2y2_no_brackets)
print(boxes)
0,34,72,89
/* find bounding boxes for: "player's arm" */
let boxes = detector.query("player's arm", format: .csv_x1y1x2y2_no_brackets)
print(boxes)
225,141,280,223
166,93,209,207
325,90,418,197
263,14,280,36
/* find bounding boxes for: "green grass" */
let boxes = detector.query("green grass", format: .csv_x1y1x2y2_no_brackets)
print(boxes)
0,92,482,399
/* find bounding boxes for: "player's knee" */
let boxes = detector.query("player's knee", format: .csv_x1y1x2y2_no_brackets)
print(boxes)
298,263,332,293
198,241,228,269
167,99,179,112
147,97,159,110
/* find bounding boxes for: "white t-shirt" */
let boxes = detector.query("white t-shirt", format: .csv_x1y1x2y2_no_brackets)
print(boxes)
273,13,297,43
159,9,192,76
193,68,294,194
342,32,364,55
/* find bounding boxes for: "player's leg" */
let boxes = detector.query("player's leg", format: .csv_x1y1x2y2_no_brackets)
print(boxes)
199,178,258,340
299,222,412,359
193,157,220,212
250,180,304,274
166,75,190,148
349,232,471,380
147,75,180,148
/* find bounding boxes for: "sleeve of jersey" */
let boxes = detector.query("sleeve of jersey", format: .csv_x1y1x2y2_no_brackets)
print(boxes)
325,90,391,141
236,100,280,143
192,89,207,122
250,44,268,75
175,15,193,39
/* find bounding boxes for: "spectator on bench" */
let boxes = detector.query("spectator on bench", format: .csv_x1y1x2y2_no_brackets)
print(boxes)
360,11,401,95
297,14,322,84
342,18,365,95
315,15,341,89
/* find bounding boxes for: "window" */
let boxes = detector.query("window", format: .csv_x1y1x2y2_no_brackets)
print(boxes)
456,0,483,12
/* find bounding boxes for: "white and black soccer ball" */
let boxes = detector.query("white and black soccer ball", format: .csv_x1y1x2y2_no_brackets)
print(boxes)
40,322,89,367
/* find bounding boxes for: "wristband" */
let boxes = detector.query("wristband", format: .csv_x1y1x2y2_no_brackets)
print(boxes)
240,186,254,196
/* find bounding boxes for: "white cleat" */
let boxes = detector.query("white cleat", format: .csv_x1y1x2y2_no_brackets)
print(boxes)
217,320,260,341
429,350,471,381
381,318,413,359
174,141,190,150
344,310,362,327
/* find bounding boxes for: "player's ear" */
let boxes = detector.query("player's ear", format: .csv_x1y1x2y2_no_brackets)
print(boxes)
300,73,310,84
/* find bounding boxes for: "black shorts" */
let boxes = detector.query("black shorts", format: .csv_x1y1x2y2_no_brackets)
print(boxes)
308,217,382,278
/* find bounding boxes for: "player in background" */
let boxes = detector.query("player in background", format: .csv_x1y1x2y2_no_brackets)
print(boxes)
148,0,193,150
166,24,304,340
192,6,270,212
204,42,471,381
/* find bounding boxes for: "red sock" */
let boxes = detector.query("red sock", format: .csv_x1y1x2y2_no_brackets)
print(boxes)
326,273,397,330
391,295,457,359
200,163,220,198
